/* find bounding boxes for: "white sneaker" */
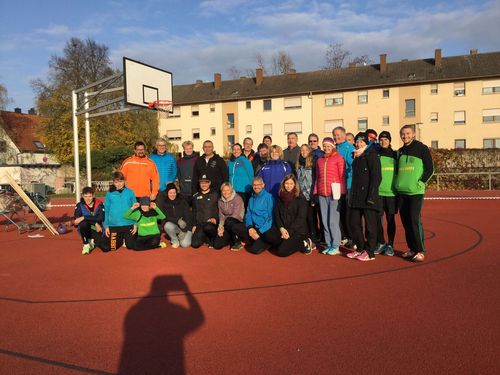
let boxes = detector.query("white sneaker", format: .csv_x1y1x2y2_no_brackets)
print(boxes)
171,241,180,248
89,239,95,250
82,244,91,255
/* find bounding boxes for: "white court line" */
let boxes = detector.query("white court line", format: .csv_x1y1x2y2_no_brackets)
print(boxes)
46,196,500,208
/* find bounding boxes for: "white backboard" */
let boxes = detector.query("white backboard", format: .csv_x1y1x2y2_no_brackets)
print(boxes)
123,57,173,108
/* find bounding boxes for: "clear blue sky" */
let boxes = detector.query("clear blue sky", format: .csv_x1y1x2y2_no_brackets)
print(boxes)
1,0,499,111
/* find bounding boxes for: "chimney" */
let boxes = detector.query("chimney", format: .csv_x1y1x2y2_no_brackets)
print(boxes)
288,68,297,78
14,107,21,113
435,48,442,68
28,108,36,115
470,48,478,55
348,63,356,68
214,73,222,89
380,54,387,74
195,79,203,87
256,68,263,86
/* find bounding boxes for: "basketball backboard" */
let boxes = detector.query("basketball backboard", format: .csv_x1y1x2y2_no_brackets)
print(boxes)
123,57,173,109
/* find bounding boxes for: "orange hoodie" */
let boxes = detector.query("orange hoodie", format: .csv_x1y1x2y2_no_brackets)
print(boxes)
120,155,160,197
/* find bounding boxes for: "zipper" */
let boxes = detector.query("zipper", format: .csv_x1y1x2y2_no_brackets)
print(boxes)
323,158,327,195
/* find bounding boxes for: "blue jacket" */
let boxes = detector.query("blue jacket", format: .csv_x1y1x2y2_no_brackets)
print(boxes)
228,155,254,193
312,148,325,159
150,152,177,192
257,159,292,198
245,189,274,233
104,186,136,228
336,141,355,190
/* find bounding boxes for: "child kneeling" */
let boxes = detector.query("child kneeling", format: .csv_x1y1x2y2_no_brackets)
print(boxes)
124,197,166,250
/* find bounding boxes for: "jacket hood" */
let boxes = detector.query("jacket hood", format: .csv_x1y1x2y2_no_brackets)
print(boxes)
220,189,236,203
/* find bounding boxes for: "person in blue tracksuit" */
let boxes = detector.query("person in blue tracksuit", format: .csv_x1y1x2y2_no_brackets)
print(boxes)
257,145,292,198
150,138,177,208
228,143,254,207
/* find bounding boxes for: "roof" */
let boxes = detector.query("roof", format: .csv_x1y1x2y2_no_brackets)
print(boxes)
0,111,45,153
172,51,500,105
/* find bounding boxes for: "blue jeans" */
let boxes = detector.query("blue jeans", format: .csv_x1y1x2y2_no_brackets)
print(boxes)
318,196,341,248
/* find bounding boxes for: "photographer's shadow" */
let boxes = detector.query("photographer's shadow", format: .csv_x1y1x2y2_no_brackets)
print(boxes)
118,275,205,374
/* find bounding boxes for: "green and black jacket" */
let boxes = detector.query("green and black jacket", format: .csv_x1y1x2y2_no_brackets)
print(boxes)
124,207,166,237
378,147,397,197
395,140,434,195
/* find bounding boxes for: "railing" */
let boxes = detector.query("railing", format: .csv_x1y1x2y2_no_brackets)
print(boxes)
432,172,500,191
92,181,112,192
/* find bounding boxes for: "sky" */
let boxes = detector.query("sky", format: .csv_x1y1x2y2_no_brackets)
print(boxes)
1,0,499,112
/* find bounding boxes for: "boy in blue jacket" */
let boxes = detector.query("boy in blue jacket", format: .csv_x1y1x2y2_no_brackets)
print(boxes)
74,186,104,255
101,171,137,251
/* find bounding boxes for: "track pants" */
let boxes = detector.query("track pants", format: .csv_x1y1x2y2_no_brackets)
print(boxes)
191,222,218,248
213,217,246,249
376,196,397,246
77,221,97,245
247,226,282,255
273,233,307,257
399,194,425,253
339,194,351,240
98,225,135,251
318,196,341,248
349,207,379,257
129,234,161,251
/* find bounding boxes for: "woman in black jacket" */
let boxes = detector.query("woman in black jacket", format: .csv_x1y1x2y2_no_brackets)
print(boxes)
160,183,193,248
347,132,382,261
274,174,313,257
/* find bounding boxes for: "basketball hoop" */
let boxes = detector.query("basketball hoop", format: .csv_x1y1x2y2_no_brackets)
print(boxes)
147,99,173,113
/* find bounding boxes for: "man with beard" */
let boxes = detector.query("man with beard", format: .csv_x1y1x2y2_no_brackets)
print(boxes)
192,140,228,195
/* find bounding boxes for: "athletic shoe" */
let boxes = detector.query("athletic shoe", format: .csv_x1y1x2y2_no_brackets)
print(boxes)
340,238,349,246
302,238,313,255
321,246,332,254
356,251,375,261
230,242,242,251
383,244,395,256
412,252,425,262
82,244,91,255
373,243,386,255
171,240,180,249
347,250,362,259
402,250,416,259
325,247,341,256
159,241,167,248
88,239,95,250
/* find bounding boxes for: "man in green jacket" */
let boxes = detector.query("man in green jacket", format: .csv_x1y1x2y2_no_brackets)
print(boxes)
374,131,398,256
395,125,434,262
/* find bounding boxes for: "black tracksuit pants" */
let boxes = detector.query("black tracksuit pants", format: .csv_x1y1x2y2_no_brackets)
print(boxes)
339,194,351,240
376,196,397,246
273,232,307,257
213,217,247,249
77,221,96,244
129,234,161,251
99,225,135,252
399,194,425,253
349,207,379,257
191,222,218,248
247,226,282,255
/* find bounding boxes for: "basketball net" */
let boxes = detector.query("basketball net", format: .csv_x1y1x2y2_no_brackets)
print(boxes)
148,100,173,119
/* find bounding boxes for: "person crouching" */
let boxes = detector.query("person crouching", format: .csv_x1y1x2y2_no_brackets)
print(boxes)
124,197,167,250
191,175,219,248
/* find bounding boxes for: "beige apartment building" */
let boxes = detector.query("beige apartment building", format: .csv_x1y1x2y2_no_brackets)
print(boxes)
159,49,500,153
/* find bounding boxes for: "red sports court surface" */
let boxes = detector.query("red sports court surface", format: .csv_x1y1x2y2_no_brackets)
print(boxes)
1,193,499,374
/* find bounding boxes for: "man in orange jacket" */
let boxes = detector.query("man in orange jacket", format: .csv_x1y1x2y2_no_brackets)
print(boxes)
120,141,160,200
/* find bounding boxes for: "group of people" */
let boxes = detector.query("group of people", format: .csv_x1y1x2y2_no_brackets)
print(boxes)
74,125,433,262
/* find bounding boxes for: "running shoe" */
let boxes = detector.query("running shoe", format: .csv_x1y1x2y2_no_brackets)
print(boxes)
82,244,91,255
412,252,425,262
159,241,167,248
230,242,243,251
402,250,416,259
88,239,95,251
341,238,349,246
325,247,341,256
383,244,395,256
373,243,386,255
302,238,313,255
171,240,180,248
356,251,375,261
321,246,332,254
347,250,362,259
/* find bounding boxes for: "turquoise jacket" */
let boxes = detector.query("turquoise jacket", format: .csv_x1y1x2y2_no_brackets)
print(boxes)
336,141,355,190
228,155,254,193
104,186,137,228
245,189,274,233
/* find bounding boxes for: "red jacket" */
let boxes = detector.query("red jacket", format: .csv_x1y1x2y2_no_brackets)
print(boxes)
120,155,160,197
314,151,346,197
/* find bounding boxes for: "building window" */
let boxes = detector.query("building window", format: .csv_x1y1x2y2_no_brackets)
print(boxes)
284,122,302,133
482,108,500,123
0,140,7,152
430,84,438,95
245,125,252,134
430,112,438,123
246,101,251,109
227,135,235,147
324,119,343,133
192,128,200,139
325,93,343,106
483,138,500,148
210,104,215,112
431,140,439,149
284,96,302,109
358,91,368,104
454,139,466,149
454,82,465,96
405,99,416,117
227,113,235,128
454,111,466,125
358,117,368,130
482,80,500,94
263,99,272,111
170,106,180,118
33,141,45,150
382,116,390,126
382,89,389,98
263,123,272,135
167,130,182,141
191,105,199,116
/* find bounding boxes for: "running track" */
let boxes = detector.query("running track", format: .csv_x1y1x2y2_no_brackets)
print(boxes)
1,193,499,374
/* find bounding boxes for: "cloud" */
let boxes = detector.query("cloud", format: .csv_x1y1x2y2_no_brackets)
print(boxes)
35,24,71,37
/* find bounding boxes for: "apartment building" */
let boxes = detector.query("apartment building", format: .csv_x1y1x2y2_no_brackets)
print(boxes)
159,49,500,153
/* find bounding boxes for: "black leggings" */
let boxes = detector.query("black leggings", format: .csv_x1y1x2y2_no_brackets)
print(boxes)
77,220,96,244
247,227,282,255
273,232,307,257
191,222,218,248
399,194,425,253
349,207,379,257
213,218,246,249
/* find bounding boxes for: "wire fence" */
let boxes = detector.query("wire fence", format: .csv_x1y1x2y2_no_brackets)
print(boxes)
429,172,500,191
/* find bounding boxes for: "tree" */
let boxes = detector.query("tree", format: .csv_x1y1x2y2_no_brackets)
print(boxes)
323,43,372,69
271,51,295,75
0,83,11,110
32,37,158,163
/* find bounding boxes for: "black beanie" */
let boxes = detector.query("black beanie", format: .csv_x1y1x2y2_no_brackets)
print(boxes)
379,131,392,142
166,183,177,193
354,132,368,144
